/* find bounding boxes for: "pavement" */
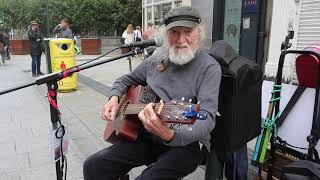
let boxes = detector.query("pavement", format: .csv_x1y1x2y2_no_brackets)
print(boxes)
0,51,259,180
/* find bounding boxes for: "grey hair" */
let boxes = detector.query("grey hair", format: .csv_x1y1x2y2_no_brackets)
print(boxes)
152,24,206,61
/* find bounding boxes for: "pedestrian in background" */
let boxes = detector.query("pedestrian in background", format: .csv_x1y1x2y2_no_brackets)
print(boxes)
134,26,142,42
28,21,44,77
0,31,10,61
142,22,157,58
142,22,156,40
53,19,73,39
121,24,135,54
0,31,6,65
122,24,135,45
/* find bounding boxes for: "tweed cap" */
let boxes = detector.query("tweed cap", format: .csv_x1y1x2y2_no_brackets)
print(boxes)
163,6,201,30
30,21,38,25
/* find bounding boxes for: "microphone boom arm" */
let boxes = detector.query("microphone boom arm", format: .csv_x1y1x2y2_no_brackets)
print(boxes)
0,48,144,95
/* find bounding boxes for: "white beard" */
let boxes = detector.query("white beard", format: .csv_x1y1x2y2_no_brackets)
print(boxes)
168,45,196,65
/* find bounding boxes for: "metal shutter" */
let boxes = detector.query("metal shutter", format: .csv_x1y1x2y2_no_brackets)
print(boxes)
297,0,320,50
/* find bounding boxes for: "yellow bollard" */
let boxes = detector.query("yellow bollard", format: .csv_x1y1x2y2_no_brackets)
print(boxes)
49,38,77,92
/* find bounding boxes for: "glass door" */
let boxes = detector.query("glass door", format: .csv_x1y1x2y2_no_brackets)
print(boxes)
223,0,242,52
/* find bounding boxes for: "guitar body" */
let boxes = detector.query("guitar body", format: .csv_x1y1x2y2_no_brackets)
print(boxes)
104,85,155,144
103,85,206,144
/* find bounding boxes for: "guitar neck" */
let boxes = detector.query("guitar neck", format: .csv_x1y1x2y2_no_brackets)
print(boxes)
123,103,162,115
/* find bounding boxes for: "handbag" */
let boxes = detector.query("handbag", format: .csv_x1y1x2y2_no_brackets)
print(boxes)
0,43,4,53
120,37,125,44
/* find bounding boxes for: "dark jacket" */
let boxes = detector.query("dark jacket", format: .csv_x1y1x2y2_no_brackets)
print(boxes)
0,33,5,44
28,29,43,55
0,33,4,53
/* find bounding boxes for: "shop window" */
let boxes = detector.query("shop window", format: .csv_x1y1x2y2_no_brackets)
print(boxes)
154,3,172,26
147,6,152,23
174,1,182,7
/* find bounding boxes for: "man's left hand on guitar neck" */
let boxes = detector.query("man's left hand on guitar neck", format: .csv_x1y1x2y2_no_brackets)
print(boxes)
138,103,174,142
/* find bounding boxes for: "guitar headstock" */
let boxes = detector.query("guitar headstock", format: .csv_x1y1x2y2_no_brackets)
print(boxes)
155,98,207,125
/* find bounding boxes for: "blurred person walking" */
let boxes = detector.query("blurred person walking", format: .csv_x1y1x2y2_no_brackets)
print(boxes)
121,24,135,71
0,31,6,65
134,26,142,42
142,22,157,58
122,24,135,46
142,22,156,40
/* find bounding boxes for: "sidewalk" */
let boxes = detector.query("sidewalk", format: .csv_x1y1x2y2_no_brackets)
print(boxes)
0,54,207,180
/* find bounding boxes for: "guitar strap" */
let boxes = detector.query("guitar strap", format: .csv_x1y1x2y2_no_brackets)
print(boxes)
308,88,320,162
276,85,306,127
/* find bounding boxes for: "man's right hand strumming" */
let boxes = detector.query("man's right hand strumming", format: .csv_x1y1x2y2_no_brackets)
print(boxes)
102,96,119,121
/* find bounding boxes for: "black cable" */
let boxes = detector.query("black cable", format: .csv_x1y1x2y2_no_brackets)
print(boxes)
55,119,66,180
277,137,308,150
64,46,121,72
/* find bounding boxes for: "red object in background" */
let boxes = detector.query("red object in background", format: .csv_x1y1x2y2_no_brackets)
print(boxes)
296,45,320,88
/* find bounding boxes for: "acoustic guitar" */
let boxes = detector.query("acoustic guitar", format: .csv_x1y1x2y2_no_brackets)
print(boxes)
103,85,207,144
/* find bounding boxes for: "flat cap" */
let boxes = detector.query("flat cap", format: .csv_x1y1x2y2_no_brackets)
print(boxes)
163,6,201,30
30,21,38,25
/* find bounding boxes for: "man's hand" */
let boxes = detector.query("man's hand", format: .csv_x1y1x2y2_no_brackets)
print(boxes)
102,96,119,121
138,103,174,141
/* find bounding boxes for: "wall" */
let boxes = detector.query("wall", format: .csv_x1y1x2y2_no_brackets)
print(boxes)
191,0,214,48
265,0,300,81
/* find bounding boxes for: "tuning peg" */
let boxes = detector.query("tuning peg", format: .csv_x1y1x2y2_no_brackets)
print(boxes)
189,99,192,103
181,97,185,101
171,100,177,104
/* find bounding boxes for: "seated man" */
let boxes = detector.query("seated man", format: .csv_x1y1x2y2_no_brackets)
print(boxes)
83,6,221,180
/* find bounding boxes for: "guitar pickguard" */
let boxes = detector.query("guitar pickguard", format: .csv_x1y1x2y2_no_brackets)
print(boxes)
139,86,157,103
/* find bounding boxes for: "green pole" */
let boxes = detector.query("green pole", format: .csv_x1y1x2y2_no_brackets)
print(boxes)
46,0,50,37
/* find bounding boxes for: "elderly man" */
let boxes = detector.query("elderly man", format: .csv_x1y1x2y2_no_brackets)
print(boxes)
83,6,221,180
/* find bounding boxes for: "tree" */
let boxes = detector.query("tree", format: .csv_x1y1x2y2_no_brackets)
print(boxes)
2,0,142,38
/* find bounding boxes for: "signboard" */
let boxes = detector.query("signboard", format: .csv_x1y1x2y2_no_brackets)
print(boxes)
223,0,242,52
244,0,258,13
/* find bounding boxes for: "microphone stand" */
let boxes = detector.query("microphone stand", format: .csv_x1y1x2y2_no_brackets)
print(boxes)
0,49,143,180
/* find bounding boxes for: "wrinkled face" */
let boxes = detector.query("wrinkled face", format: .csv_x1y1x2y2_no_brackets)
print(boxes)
31,24,38,30
167,26,200,54
166,26,200,65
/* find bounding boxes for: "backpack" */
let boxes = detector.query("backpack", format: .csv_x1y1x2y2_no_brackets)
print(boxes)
207,40,263,157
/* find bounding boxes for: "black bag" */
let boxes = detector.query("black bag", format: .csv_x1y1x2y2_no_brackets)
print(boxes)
207,40,263,156
280,160,320,180
120,37,125,44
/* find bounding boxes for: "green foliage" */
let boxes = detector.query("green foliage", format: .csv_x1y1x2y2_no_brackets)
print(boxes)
2,0,142,38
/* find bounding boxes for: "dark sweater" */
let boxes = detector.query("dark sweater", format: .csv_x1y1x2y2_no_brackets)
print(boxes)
110,51,221,151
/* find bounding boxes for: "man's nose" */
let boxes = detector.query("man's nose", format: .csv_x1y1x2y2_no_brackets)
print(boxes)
177,33,186,43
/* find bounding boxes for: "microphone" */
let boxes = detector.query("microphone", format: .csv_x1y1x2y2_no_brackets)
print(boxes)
121,37,163,48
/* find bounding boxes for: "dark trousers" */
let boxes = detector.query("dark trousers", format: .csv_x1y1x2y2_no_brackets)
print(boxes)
224,145,248,180
83,134,203,180
31,55,41,75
